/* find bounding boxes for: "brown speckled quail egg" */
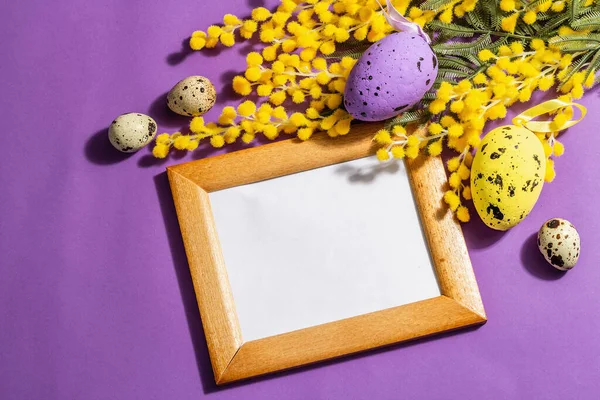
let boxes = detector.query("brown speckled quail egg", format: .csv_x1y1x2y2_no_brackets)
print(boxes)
167,76,216,117
108,113,157,153
537,218,580,271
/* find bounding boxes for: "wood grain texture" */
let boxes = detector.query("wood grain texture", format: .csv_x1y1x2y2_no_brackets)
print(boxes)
167,122,486,384
406,155,486,319
166,170,243,382
219,296,484,384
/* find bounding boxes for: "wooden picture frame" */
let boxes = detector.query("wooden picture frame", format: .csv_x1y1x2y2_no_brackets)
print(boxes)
167,123,486,385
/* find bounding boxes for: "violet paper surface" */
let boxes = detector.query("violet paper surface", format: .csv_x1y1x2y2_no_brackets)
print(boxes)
1,0,599,399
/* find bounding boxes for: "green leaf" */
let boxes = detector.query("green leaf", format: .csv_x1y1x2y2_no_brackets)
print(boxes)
485,1,501,29
433,34,492,55
549,34,600,53
528,22,545,32
324,50,365,59
465,54,483,67
558,50,595,90
583,49,600,84
466,10,488,30
422,92,438,101
420,0,455,11
569,1,595,22
428,20,477,37
431,32,457,46
326,42,371,59
571,11,600,30
437,56,476,73
386,110,427,128
550,43,599,53
536,12,554,21
525,0,554,11
467,64,488,80
539,13,570,36
549,34,600,43
437,68,471,79
571,0,581,23
488,36,510,51
515,22,536,37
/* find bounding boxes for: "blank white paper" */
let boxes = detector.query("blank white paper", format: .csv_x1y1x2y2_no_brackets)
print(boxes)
209,156,441,342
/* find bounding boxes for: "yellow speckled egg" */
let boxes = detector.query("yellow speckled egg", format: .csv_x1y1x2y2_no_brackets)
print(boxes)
471,125,546,231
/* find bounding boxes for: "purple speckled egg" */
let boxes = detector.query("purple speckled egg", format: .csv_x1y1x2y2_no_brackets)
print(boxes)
344,31,438,122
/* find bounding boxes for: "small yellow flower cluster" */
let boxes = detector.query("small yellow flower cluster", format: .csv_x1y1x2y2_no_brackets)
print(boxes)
188,0,471,56
533,100,585,182
151,96,354,157
490,40,592,181
498,0,595,33
373,125,425,161
443,149,474,222
434,0,479,24
190,14,258,49
373,121,473,222
190,0,387,54
434,43,568,141
153,131,200,158
374,119,473,222
403,6,436,29
234,53,355,134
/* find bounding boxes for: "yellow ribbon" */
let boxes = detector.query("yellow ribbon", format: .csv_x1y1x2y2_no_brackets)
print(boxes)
511,99,587,133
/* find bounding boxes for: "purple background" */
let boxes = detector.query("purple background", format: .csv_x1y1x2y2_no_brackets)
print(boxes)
1,0,599,399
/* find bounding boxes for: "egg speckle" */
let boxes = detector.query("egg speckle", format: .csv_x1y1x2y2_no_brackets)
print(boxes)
167,76,216,117
471,125,545,230
537,218,580,271
108,113,157,153
343,31,437,122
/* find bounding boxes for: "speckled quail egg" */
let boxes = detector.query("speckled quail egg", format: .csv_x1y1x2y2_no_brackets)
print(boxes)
167,76,216,117
537,218,580,271
108,113,157,153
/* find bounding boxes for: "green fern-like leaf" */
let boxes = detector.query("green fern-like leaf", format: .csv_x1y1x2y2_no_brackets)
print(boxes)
324,50,366,60
431,32,456,46
428,20,477,37
437,56,477,73
571,11,600,30
465,54,483,67
549,34,600,53
527,22,545,32
525,0,555,11
420,0,456,11
422,92,438,101
386,110,427,128
326,42,371,59
569,1,595,23
466,10,489,30
558,50,596,89
467,65,488,80
488,36,510,51
485,1,501,30
433,34,492,55
571,0,581,23
584,49,600,83
437,68,471,79
539,13,570,36
536,12,554,21
515,21,537,37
